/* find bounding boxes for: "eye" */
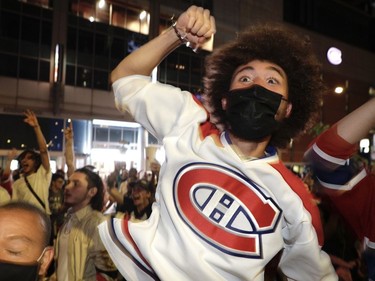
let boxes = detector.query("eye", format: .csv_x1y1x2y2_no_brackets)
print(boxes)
238,76,253,83
266,77,279,85
6,249,22,256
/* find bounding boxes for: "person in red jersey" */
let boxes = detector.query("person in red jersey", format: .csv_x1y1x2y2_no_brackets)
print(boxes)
305,97,375,280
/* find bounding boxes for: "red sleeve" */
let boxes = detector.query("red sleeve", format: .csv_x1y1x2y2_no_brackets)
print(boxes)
315,124,358,160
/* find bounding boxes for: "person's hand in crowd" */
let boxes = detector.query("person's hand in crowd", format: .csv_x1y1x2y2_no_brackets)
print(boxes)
64,121,74,141
23,109,39,128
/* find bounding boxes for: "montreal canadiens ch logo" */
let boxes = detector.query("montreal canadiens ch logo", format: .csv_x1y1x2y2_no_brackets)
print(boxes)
173,163,281,258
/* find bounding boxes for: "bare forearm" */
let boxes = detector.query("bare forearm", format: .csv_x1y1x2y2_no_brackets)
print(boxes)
65,139,75,177
33,125,47,152
110,5,215,83
34,125,50,170
337,97,375,144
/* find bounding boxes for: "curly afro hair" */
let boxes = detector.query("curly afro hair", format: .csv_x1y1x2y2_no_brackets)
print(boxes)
202,24,325,148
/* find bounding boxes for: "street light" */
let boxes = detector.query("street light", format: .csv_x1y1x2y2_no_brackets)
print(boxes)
327,47,342,65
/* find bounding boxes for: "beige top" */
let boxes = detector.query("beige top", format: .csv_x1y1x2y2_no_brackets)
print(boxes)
12,165,52,214
0,186,10,205
55,205,117,281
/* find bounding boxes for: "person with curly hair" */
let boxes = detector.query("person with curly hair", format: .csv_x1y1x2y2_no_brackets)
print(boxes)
203,25,324,148
99,5,336,281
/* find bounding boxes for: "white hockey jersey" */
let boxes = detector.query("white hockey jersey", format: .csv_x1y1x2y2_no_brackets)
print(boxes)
99,75,337,281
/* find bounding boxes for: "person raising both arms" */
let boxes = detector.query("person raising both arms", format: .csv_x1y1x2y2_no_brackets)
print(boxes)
99,5,337,281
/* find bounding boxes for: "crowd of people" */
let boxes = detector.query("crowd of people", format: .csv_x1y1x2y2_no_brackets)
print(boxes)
1,4,374,281
0,109,159,281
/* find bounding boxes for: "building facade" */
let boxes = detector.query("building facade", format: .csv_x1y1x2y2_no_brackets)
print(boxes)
0,0,374,174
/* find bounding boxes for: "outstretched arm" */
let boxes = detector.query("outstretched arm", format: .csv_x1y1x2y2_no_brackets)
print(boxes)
64,121,75,177
110,5,215,83
23,109,50,172
336,97,375,144
304,97,375,171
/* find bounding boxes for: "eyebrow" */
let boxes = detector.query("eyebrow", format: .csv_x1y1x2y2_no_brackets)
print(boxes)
268,65,287,79
7,235,34,244
70,179,81,185
232,65,287,80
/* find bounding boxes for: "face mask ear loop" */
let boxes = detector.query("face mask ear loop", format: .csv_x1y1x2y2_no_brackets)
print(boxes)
36,247,50,263
35,246,52,279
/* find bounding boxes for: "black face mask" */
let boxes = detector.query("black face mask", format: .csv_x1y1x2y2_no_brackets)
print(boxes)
224,84,284,141
0,247,46,281
0,260,40,281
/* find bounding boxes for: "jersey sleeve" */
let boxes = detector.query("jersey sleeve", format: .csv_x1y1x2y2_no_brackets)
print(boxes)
268,163,337,280
112,75,208,140
305,124,366,190
305,124,358,170
271,162,324,245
